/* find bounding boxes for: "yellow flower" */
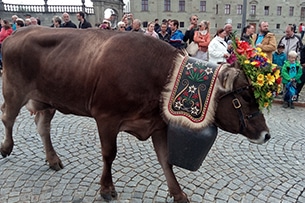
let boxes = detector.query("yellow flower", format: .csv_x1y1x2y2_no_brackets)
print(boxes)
266,58,271,64
266,91,272,98
274,69,280,79
244,60,250,64
257,80,264,86
251,61,258,66
256,47,262,53
277,85,282,93
257,74,264,81
264,102,269,108
266,73,275,85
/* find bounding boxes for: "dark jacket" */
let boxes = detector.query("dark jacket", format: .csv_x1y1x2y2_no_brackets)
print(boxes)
78,19,92,29
240,34,252,44
62,21,77,28
158,31,170,43
183,27,197,43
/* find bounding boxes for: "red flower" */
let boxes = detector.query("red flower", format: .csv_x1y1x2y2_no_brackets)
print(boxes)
199,69,204,74
183,91,189,96
193,67,198,72
276,77,282,84
192,93,199,99
203,75,209,81
185,71,190,76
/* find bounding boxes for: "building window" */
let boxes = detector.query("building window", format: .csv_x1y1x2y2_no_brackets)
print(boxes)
301,7,305,21
216,4,218,15
141,0,148,11
200,1,206,12
237,23,242,29
264,6,269,15
250,5,256,16
276,24,280,29
237,4,242,15
180,22,185,28
164,0,171,11
143,21,148,28
277,6,282,16
225,4,230,15
289,6,294,16
179,0,185,12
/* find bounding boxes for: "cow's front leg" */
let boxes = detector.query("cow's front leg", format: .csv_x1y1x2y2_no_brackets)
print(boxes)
96,120,118,201
35,109,63,170
152,129,189,203
0,102,20,157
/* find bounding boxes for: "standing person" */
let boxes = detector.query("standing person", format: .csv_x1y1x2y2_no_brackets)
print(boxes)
241,24,255,44
11,15,18,31
193,20,210,61
99,20,111,30
183,15,198,44
30,17,38,26
131,19,144,33
272,43,287,68
169,19,184,49
278,24,303,56
51,16,62,28
117,21,126,31
76,11,92,29
297,45,305,100
158,22,170,42
62,12,77,28
121,13,133,31
208,28,230,65
0,19,13,70
224,23,233,43
154,18,160,32
16,18,25,29
299,23,305,40
252,21,277,61
144,21,159,39
281,51,303,109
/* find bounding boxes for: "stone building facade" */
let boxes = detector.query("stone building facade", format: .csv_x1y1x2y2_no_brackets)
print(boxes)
129,0,305,34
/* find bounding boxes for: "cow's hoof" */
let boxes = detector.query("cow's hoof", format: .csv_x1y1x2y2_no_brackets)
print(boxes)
0,144,13,158
48,160,64,171
100,190,118,201
0,150,8,158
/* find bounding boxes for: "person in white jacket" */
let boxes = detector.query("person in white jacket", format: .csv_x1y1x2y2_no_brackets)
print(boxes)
208,28,230,65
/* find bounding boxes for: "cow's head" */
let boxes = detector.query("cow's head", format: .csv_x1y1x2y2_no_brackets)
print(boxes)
214,63,270,144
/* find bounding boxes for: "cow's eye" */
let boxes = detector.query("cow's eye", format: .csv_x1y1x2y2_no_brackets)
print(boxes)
242,94,252,102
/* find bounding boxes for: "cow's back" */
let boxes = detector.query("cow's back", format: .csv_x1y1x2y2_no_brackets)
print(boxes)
2,26,179,117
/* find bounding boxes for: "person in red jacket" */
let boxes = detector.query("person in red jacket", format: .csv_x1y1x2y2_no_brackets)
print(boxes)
193,20,210,61
0,19,13,70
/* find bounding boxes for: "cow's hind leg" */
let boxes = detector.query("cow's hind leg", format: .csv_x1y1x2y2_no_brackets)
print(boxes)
96,119,118,201
27,100,63,170
152,129,189,203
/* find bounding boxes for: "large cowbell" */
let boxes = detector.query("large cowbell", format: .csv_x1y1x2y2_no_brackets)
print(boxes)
167,124,217,171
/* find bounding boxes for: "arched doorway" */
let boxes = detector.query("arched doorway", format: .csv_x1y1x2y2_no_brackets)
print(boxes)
91,0,124,29
104,8,118,29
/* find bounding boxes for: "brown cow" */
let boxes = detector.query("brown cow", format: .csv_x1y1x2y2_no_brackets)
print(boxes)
0,27,270,202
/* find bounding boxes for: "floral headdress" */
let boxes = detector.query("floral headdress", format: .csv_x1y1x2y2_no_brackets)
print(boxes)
231,36,282,111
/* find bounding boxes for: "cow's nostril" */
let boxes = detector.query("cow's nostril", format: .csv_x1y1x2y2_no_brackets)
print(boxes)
264,133,271,142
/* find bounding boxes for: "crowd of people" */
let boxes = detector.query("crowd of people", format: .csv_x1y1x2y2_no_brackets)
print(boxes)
1,12,305,109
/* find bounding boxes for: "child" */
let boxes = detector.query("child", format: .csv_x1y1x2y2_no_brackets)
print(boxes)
272,43,287,68
281,50,303,109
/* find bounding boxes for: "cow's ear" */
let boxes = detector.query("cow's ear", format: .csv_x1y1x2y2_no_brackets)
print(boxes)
218,66,240,91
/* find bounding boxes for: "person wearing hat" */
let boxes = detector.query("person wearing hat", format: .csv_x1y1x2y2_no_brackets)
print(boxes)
273,43,287,69
24,13,31,19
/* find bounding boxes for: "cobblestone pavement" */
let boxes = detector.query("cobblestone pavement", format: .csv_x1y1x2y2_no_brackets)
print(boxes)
0,89,305,202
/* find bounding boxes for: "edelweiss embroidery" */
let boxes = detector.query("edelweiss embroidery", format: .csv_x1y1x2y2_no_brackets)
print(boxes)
168,57,220,123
